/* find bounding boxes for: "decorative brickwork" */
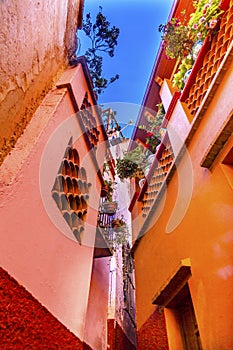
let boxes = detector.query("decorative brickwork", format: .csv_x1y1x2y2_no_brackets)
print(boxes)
52,142,91,244
185,0,233,117
80,94,100,150
0,267,83,349
141,137,174,219
137,308,169,350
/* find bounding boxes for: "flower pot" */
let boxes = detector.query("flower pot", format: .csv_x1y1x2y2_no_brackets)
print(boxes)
134,170,144,179
192,40,203,60
183,68,192,84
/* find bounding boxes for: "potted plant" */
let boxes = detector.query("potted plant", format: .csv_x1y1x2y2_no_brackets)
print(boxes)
143,133,161,153
101,179,115,198
101,194,118,215
113,224,129,249
139,103,165,152
115,157,139,180
115,145,148,180
100,184,118,214
159,12,194,59
162,0,224,90
188,0,223,42
112,216,127,230
172,55,194,90
101,200,118,214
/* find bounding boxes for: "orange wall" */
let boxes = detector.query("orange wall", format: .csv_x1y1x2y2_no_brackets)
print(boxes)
133,61,233,349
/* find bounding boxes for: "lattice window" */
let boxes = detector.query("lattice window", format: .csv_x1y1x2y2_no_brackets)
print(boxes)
79,93,100,149
51,141,91,243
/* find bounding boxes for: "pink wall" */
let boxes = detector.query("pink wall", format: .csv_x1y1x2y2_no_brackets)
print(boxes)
84,258,111,349
0,65,105,340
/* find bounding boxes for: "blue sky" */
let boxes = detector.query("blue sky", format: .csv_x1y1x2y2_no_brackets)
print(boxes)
78,0,173,137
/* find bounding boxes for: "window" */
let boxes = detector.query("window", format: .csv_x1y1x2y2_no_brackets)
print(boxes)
51,142,90,244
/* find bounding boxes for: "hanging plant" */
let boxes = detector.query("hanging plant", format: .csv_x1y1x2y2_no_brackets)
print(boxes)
115,158,140,180
158,11,194,59
144,133,161,153
113,224,129,249
172,55,195,90
139,103,165,152
112,216,127,230
101,200,118,215
115,145,149,180
101,179,115,198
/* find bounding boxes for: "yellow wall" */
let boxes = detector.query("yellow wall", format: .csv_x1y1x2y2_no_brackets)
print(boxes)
134,61,233,349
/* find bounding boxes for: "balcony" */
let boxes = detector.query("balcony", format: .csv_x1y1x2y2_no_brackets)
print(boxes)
159,0,232,140
129,0,233,250
181,0,233,119
140,135,174,215
94,226,114,258
129,134,175,248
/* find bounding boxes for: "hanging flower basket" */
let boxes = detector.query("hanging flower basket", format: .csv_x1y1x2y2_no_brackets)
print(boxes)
100,179,115,198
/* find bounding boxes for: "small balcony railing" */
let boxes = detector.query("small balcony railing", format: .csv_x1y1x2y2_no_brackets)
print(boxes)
94,209,115,258
138,134,174,220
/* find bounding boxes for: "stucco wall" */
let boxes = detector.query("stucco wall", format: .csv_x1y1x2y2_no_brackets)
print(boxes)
84,258,110,350
0,0,82,164
0,65,105,340
133,60,233,349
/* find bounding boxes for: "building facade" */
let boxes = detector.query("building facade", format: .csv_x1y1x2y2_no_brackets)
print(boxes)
129,0,233,349
0,0,84,164
0,3,138,348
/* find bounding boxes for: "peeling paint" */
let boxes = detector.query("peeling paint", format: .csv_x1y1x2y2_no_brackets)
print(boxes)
0,0,81,164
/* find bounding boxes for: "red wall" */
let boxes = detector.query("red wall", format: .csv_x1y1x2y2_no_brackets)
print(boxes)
137,308,169,350
107,319,137,350
0,267,83,349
